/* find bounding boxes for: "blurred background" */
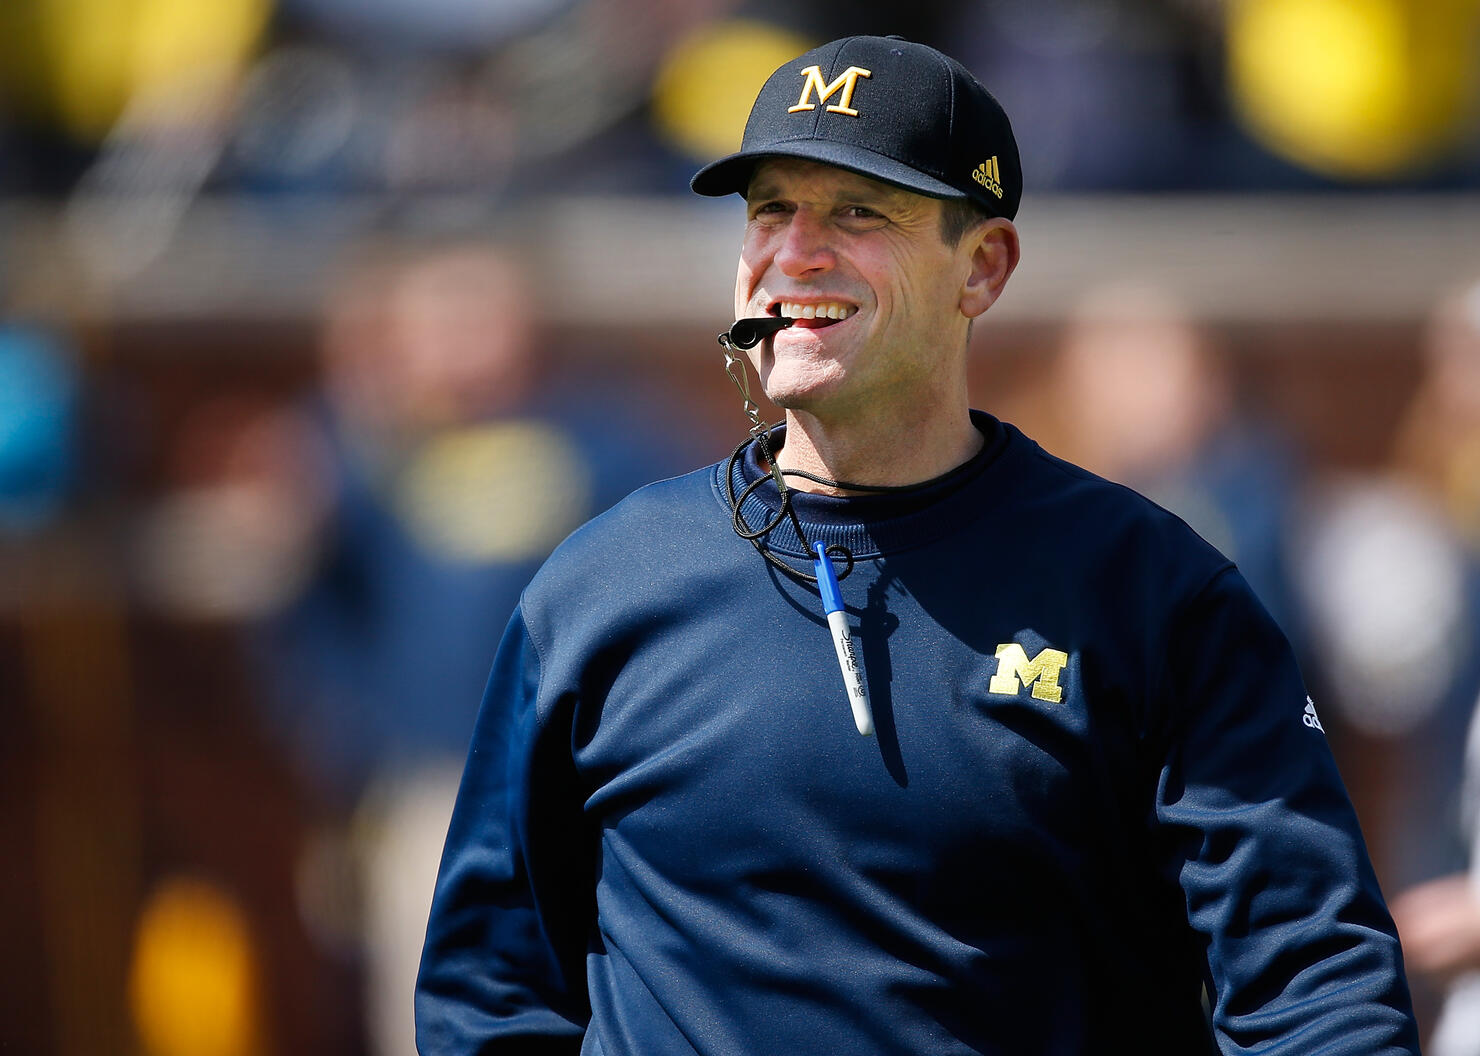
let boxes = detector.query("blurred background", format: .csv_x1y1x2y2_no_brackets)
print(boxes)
3,0,1480,1053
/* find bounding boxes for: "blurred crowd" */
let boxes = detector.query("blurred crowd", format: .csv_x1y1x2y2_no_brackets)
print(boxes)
5,1,1480,1055
3,233,707,1056
2,0,1479,206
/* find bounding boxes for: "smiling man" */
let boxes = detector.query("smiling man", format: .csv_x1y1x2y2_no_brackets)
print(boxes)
415,36,1420,1055
730,159,1010,486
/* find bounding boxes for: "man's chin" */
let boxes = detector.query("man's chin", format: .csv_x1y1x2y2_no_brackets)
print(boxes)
761,378,841,415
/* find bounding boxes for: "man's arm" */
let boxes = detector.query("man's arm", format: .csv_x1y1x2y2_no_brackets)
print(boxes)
1153,567,1420,1053
416,606,594,1054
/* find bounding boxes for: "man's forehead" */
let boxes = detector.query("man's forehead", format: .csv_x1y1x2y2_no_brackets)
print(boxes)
745,158,924,206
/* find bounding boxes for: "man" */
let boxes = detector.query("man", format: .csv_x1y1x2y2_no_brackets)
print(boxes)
258,240,687,1055
1389,279,1480,1055
416,35,1419,1054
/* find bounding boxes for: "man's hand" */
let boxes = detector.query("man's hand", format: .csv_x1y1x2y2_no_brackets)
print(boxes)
1393,874,1480,980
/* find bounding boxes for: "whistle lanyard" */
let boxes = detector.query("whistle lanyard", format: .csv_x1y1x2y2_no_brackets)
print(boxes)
716,318,962,583
718,317,883,733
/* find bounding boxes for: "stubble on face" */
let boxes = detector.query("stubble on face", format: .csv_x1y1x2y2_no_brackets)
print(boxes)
734,159,974,421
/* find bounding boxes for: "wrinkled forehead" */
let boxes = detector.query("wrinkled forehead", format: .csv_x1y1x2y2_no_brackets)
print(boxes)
744,157,924,208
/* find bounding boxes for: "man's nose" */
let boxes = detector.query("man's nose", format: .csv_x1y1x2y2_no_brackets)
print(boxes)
773,212,835,277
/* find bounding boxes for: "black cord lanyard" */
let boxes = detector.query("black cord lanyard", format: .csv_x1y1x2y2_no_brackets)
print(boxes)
717,319,946,585
719,316,911,737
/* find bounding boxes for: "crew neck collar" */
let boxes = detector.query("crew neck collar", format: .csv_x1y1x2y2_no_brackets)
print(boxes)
717,410,1014,561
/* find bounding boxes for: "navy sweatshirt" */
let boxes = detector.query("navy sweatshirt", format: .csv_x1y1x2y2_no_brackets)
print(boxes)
416,413,1419,1054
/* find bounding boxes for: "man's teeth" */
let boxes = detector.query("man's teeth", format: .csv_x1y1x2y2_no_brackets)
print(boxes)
778,301,856,321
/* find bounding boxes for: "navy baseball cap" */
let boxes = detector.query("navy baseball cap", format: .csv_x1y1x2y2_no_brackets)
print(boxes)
691,35,1021,221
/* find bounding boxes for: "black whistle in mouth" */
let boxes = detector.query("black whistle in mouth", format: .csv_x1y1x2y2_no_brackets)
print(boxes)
721,315,793,350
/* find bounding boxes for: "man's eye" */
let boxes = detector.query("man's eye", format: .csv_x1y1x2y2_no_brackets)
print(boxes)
840,205,888,228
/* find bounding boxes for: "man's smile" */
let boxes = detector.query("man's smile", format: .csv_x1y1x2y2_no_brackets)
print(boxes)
769,300,858,329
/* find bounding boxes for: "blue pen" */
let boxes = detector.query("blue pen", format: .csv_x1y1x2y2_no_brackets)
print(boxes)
813,542,874,736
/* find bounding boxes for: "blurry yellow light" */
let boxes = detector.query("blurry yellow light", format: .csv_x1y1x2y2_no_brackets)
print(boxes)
16,0,270,139
394,421,595,564
1228,0,1479,179
128,876,262,1056
652,20,813,162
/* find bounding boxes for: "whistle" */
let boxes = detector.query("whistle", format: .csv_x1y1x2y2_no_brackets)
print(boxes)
721,315,793,350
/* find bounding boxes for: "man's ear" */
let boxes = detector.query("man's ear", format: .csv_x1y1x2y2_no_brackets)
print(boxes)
960,219,1020,319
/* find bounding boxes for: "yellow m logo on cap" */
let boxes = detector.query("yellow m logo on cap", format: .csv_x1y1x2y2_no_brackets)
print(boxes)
789,65,872,117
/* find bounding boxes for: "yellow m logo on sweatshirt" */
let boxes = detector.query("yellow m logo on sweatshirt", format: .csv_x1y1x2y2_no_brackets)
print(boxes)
988,643,1069,703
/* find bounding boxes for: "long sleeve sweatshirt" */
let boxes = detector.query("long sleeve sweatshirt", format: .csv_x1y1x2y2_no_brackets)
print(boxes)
416,413,1419,1055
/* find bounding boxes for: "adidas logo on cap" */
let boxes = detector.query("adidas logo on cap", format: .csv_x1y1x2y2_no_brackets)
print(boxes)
972,156,1004,199
1302,696,1324,732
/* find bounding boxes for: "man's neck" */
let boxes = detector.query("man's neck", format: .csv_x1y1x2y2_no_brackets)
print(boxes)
776,401,983,496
